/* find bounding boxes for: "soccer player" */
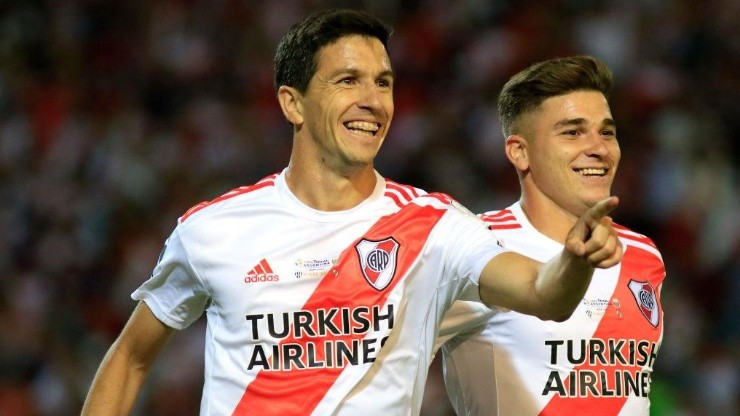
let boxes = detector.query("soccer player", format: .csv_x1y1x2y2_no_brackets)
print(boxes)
439,55,665,415
81,12,622,415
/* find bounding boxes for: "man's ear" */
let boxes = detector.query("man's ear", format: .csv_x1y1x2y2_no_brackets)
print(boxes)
505,134,529,172
277,85,304,126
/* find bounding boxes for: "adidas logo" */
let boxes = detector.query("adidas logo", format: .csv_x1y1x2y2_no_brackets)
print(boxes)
244,259,280,283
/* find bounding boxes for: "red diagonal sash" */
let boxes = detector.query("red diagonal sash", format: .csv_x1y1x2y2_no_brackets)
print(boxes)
231,203,446,415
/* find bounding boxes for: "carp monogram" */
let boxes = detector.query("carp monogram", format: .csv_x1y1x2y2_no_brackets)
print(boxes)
628,280,660,327
355,237,399,291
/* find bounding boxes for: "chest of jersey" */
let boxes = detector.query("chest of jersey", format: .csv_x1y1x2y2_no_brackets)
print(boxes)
185,195,463,415
488,234,664,411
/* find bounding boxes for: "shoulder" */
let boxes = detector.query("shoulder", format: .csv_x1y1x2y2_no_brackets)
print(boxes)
382,178,428,208
179,173,280,223
478,207,523,231
381,180,485,233
614,222,664,260
614,223,659,248
383,178,465,212
169,174,282,251
384,177,476,209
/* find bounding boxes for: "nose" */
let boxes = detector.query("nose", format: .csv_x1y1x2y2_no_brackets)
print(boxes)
357,82,386,112
585,132,611,157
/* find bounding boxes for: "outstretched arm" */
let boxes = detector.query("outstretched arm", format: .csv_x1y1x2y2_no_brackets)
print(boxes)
479,196,622,321
81,301,174,415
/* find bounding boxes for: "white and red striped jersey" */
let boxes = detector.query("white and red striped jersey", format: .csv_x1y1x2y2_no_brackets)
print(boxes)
132,169,507,415
439,202,665,416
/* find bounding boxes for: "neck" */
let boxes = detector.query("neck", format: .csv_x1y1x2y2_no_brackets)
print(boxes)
519,193,579,244
284,160,378,212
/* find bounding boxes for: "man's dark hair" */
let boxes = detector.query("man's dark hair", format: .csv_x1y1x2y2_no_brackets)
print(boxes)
498,55,613,137
274,9,392,93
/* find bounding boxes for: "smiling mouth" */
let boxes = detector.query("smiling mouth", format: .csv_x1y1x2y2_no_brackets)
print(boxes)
344,121,380,136
575,168,607,176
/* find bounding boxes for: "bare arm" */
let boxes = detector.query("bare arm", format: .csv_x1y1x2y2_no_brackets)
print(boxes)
81,301,175,415
479,196,622,321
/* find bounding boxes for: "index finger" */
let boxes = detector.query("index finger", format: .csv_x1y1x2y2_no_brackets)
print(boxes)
585,196,619,223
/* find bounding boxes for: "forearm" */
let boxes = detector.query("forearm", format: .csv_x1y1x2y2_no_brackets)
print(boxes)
535,249,594,321
82,302,173,415
479,198,620,322
81,341,151,415
535,196,622,319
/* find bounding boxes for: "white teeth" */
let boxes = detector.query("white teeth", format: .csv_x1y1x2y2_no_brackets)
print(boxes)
345,121,379,134
577,168,606,176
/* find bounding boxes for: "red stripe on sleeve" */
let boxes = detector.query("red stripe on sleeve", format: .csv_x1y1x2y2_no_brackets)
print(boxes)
180,174,277,222
383,189,405,208
488,223,522,230
480,209,512,219
483,214,516,223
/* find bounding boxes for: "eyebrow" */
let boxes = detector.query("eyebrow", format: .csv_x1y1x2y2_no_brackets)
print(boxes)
331,68,396,81
553,117,616,129
378,69,396,81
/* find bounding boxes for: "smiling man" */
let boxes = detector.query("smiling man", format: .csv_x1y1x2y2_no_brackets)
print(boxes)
81,13,623,416
439,56,665,416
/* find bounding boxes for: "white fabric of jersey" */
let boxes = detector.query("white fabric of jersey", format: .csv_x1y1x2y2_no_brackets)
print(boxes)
439,202,665,416
132,169,507,416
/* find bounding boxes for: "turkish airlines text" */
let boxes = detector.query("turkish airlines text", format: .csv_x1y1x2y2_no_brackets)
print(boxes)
542,338,659,398
244,305,394,371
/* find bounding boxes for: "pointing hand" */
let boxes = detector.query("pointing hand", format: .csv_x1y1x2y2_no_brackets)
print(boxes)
565,196,623,268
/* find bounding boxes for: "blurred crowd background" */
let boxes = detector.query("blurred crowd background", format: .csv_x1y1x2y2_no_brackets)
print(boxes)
0,1,737,415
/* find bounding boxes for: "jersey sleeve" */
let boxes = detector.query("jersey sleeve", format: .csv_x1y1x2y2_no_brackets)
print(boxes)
131,226,210,330
434,202,510,304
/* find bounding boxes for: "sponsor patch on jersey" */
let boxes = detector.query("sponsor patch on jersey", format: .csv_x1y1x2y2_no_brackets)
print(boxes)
293,257,337,279
628,280,659,327
581,297,610,319
355,237,399,291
